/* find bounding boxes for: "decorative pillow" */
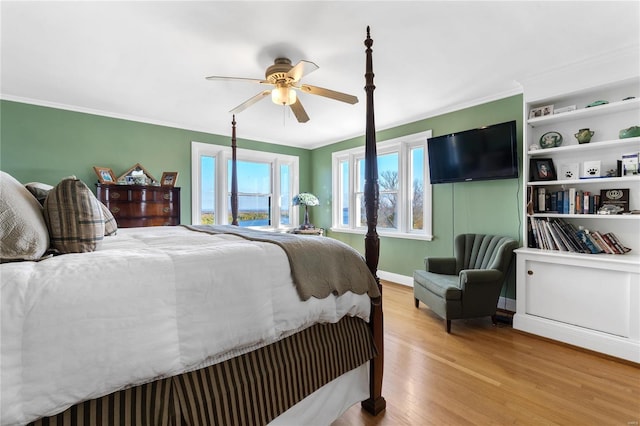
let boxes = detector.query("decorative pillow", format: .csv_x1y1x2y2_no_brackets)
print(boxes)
26,180,117,237
44,178,105,253
24,182,54,205
0,171,50,261
101,202,118,236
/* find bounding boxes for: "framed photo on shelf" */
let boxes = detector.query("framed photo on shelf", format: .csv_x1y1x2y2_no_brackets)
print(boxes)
160,172,178,187
529,104,554,119
530,158,556,181
93,166,117,184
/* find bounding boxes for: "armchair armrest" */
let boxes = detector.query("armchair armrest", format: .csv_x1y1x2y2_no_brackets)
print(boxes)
425,257,457,275
459,269,503,288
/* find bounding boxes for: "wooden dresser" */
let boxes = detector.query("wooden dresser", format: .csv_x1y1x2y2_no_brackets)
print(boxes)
96,183,180,228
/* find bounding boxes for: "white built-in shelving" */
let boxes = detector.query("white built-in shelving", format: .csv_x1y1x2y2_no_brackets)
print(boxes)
514,74,640,363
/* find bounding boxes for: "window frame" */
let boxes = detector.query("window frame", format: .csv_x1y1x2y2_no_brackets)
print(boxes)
191,141,299,230
331,130,433,240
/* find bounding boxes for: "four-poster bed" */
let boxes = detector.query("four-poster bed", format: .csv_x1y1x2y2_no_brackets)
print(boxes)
1,28,384,425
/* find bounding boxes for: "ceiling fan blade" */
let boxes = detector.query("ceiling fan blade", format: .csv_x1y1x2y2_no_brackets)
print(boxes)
299,84,359,104
206,75,270,85
229,90,271,114
286,60,319,82
289,99,310,123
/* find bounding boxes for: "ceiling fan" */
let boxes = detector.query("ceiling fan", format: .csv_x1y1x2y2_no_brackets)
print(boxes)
205,58,358,123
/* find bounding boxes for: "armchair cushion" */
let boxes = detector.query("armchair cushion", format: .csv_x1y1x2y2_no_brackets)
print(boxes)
413,270,461,301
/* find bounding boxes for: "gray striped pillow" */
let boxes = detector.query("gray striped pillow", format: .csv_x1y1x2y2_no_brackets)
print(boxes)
101,202,118,236
44,178,105,253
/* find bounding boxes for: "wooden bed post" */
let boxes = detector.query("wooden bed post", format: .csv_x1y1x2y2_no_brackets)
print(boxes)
361,26,386,416
231,115,239,226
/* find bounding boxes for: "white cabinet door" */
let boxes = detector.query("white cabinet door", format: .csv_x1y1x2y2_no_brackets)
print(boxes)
524,259,631,337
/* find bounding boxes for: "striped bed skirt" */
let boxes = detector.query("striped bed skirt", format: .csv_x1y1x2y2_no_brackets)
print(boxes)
29,316,376,426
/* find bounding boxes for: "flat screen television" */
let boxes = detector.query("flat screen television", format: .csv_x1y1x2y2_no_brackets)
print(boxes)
427,120,519,184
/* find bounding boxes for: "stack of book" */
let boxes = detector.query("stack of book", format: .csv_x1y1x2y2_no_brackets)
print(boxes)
528,217,631,254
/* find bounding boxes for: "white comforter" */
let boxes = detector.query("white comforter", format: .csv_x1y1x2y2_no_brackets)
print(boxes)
0,226,371,426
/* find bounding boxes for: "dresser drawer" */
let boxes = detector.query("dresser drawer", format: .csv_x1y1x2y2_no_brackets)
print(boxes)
96,183,180,228
103,188,130,201
138,203,177,217
130,189,176,202
116,217,179,227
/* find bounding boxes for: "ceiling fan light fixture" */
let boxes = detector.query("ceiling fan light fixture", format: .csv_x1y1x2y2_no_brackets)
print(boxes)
272,85,296,106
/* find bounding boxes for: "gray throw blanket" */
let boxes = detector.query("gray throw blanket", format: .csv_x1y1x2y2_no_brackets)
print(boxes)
184,225,381,301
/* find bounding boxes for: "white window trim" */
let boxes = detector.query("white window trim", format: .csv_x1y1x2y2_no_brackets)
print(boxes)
330,130,433,241
191,141,299,230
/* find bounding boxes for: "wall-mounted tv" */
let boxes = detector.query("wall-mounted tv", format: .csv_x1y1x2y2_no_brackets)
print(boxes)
427,120,519,184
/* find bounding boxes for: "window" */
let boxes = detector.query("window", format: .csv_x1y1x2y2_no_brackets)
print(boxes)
191,142,299,229
331,130,433,240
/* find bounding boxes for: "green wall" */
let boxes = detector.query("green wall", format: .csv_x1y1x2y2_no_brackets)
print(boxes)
1,95,523,298
0,100,312,224
310,95,524,298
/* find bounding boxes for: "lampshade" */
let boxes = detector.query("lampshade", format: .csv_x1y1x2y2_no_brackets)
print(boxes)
293,193,319,206
272,85,297,106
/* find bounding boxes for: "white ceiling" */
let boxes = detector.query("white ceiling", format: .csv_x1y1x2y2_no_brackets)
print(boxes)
2,1,638,149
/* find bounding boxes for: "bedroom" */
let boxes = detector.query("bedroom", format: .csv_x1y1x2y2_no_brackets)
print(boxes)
1,1,639,425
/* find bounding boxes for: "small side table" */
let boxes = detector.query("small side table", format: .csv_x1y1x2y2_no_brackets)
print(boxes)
291,228,324,236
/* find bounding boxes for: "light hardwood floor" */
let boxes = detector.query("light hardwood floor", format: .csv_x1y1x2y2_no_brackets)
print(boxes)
333,282,640,425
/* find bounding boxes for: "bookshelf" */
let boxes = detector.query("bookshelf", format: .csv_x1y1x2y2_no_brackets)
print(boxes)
514,76,640,363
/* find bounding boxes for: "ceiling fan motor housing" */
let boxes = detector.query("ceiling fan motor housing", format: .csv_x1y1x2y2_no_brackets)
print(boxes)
265,58,294,84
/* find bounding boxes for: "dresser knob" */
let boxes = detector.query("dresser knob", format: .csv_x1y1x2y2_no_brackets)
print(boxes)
163,207,170,213
163,193,170,200
111,207,120,214
111,192,121,199
527,270,533,275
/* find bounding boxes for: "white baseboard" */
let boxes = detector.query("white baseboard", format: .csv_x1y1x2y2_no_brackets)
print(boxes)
378,270,413,287
378,270,516,312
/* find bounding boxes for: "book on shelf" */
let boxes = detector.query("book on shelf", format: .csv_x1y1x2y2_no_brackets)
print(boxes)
590,231,616,254
605,232,631,254
547,221,568,251
557,220,590,253
575,229,604,254
583,191,590,214
537,187,546,212
527,217,630,255
568,188,576,215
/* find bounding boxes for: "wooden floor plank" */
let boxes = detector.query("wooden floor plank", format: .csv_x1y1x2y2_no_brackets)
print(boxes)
333,281,640,425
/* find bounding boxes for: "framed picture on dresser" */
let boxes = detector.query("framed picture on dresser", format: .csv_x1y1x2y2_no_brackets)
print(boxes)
93,166,117,184
118,163,157,185
160,172,178,187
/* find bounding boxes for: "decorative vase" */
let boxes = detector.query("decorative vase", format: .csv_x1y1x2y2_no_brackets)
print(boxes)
574,128,594,144
619,126,640,139
300,205,314,230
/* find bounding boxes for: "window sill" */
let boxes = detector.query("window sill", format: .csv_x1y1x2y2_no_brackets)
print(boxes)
329,227,433,241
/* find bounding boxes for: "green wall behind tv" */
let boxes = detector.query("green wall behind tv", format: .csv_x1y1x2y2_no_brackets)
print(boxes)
310,94,524,298
1,94,523,299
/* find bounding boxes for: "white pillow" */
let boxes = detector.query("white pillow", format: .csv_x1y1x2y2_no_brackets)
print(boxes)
0,171,50,261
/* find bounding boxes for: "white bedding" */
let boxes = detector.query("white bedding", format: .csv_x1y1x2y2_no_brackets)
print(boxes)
0,226,371,426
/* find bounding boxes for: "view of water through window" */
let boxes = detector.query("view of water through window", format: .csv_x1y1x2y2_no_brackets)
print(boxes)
201,155,294,227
